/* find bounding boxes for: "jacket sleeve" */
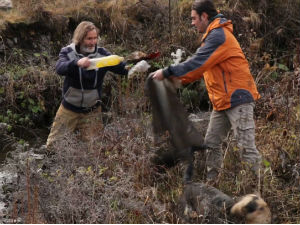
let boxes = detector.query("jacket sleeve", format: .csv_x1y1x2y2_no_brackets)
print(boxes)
163,28,230,84
55,47,79,78
108,61,128,76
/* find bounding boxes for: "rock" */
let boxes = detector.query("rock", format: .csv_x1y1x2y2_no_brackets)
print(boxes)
0,123,8,133
6,39,14,48
0,170,17,223
0,42,5,53
0,0,12,9
0,202,5,217
188,112,210,137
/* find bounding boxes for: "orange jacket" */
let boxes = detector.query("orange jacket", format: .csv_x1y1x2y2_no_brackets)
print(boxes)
163,15,260,111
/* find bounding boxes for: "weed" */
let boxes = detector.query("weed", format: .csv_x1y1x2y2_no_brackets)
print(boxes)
0,0,299,223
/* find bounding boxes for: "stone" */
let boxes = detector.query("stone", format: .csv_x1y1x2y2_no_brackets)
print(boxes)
6,39,14,48
0,0,12,9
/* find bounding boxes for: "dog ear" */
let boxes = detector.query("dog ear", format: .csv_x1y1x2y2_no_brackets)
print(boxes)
231,194,255,216
245,196,272,224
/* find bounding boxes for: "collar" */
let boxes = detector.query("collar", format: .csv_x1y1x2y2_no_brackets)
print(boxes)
209,13,224,23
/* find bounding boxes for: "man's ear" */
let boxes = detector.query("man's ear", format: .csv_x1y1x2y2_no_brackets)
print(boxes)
201,12,209,21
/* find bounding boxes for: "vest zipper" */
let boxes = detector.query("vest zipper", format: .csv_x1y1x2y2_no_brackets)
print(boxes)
94,68,98,88
79,68,84,107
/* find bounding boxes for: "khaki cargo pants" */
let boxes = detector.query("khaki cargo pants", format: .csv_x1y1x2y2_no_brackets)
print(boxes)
46,104,103,148
204,102,261,178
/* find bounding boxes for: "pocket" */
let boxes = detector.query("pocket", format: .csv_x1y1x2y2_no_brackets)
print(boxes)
239,104,255,130
81,89,100,108
64,87,82,107
64,87,99,108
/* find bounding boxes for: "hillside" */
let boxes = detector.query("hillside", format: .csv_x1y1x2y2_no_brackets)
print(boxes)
0,0,300,223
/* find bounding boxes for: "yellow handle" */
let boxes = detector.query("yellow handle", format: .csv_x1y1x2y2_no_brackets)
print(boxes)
87,55,124,70
95,55,124,68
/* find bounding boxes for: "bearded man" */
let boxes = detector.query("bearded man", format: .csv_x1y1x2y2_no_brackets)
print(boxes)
46,21,127,148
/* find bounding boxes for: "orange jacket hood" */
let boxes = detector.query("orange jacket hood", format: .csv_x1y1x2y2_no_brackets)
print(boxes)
202,15,233,41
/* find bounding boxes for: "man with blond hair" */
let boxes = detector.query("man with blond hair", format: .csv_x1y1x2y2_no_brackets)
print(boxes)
152,0,262,184
46,21,127,148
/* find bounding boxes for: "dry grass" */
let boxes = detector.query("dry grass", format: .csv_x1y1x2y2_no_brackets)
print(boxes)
5,65,299,223
242,10,261,30
9,96,173,223
1,0,197,53
1,0,299,223
0,50,62,128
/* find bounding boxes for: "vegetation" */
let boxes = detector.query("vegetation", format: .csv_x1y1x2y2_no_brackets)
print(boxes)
0,0,299,223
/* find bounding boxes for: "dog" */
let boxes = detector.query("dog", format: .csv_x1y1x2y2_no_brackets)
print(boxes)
179,182,271,224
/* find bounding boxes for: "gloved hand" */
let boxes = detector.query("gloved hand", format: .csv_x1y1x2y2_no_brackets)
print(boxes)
128,60,151,79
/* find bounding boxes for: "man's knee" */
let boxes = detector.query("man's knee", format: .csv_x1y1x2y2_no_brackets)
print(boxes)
204,135,223,149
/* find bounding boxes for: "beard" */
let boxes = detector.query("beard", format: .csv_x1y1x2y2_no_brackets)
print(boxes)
80,45,96,54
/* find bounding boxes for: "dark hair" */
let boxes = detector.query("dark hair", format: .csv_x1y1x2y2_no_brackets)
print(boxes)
192,0,218,19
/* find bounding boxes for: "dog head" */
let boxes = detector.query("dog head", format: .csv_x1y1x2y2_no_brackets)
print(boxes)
230,194,271,224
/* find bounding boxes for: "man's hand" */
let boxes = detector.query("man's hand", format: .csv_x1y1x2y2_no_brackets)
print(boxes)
152,69,164,80
77,57,90,68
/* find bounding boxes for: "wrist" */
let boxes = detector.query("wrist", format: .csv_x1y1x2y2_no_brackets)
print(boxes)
74,59,80,67
162,67,172,78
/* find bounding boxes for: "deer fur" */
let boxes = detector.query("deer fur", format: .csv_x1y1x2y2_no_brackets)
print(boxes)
145,74,206,182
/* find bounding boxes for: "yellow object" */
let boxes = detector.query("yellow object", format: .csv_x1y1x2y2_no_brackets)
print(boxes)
87,55,124,70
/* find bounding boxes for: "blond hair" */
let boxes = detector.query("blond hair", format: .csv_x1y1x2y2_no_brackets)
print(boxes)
72,21,99,45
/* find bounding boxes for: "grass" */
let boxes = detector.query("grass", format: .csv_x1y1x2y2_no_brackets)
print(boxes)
0,0,299,223
5,66,300,223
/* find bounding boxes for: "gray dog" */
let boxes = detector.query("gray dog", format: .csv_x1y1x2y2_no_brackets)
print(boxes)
179,182,271,224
